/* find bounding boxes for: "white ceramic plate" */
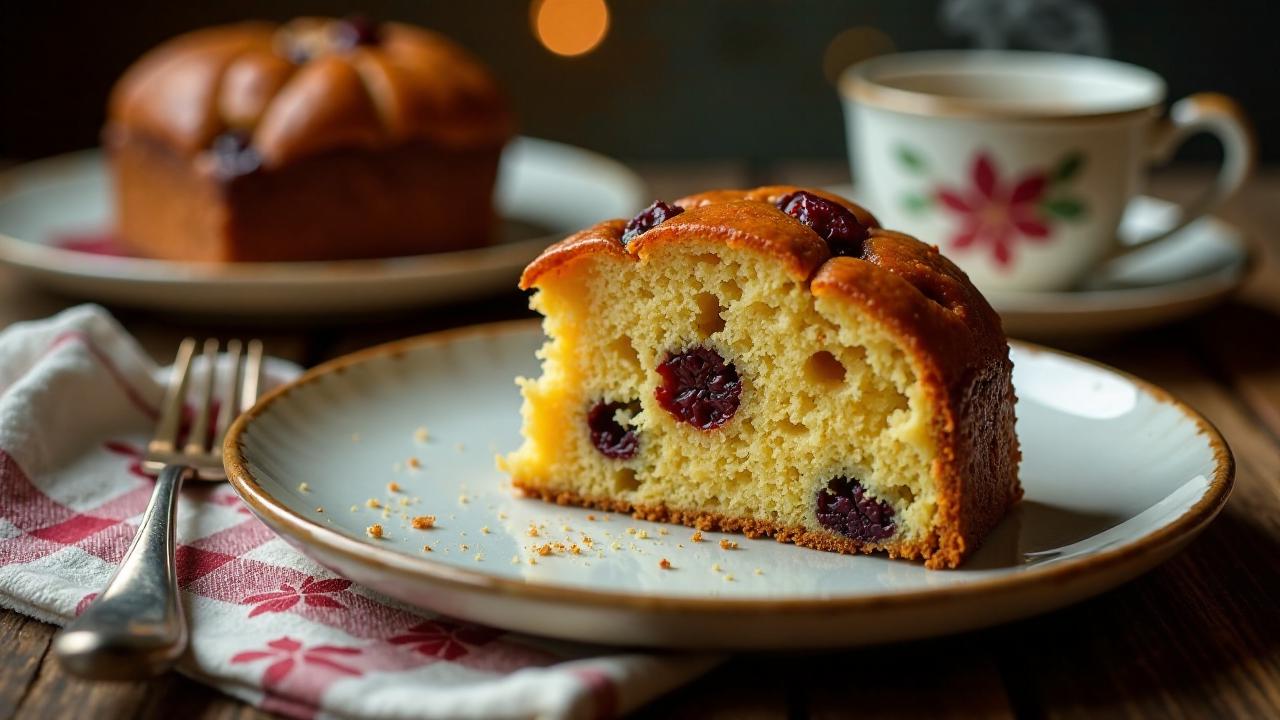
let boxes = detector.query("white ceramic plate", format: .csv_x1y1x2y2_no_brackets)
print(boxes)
828,185,1253,341
0,138,646,316
225,321,1233,649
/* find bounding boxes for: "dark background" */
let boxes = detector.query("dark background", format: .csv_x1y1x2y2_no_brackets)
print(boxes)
2,0,1277,166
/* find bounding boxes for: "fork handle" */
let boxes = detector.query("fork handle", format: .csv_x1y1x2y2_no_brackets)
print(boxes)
53,465,191,680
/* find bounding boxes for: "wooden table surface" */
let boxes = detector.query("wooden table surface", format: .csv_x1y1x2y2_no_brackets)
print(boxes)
1,164,1277,719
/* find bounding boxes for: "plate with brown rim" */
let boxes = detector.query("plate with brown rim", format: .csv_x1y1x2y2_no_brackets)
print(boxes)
223,320,1233,649
0,137,645,316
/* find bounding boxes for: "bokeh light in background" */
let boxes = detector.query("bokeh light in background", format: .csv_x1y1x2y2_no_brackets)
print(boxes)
822,26,896,84
531,0,610,57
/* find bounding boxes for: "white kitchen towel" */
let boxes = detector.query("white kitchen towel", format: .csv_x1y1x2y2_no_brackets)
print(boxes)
0,305,719,719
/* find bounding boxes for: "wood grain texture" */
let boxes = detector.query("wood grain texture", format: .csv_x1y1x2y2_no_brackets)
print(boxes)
0,168,1277,719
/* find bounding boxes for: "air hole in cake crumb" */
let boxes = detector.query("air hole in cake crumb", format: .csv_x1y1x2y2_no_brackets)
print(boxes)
614,468,640,492
694,293,727,337
691,253,721,265
804,351,847,386
780,418,809,435
719,279,743,302
607,335,641,370
730,470,752,487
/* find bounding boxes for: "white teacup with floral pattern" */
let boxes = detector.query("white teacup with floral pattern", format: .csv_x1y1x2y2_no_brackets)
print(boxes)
840,51,1254,292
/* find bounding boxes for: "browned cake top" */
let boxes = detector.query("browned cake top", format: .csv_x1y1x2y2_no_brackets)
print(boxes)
107,18,513,169
521,185,1010,404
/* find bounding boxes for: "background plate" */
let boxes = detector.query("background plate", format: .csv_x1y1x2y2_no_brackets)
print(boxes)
0,138,646,316
225,322,1233,649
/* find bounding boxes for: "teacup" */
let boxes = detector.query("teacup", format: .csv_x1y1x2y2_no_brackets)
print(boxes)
839,51,1254,292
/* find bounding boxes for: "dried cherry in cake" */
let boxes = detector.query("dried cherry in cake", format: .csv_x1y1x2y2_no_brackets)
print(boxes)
587,400,640,459
621,201,684,245
655,346,741,430
815,476,895,541
776,190,868,258
335,15,382,48
210,131,262,178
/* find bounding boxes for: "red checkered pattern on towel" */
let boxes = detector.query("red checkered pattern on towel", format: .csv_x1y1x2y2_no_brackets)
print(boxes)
0,306,716,720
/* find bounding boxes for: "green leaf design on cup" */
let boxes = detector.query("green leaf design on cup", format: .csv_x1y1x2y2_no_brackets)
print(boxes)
902,193,932,213
1052,152,1085,183
895,145,926,174
1041,197,1086,220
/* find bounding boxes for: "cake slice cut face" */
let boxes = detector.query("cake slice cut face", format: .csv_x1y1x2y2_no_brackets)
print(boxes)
501,187,1021,569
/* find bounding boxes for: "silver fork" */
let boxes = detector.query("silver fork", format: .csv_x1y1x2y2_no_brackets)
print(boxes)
53,338,263,680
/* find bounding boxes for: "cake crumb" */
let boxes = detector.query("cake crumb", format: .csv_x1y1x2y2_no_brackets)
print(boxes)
366,498,382,509
719,539,739,550
561,524,572,532
691,531,704,543
481,526,491,535
398,497,410,507
537,544,553,556
473,553,484,562
724,574,735,582
570,544,582,555
527,525,540,538
658,528,669,536
422,544,433,552
528,557,538,565
586,514,596,521
297,482,310,493
636,529,649,540
365,523,383,539
411,515,436,530
387,481,402,494
626,527,636,535
711,563,722,573
406,456,422,470
460,543,469,551
315,506,324,513
414,426,430,443
511,555,520,564
610,541,622,551
659,558,672,570
349,505,359,512
753,568,763,576
458,494,470,504
498,511,509,520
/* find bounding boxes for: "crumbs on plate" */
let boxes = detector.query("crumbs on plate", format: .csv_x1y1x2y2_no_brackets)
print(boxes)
366,523,383,539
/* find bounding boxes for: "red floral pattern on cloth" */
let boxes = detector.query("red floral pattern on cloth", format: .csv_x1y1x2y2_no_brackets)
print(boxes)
242,576,353,617
0,306,720,719
935,152,1051,267
388,619,502,660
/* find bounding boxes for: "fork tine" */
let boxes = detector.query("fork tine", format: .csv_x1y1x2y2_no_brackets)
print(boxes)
148,338,197,457
183,339,220,455
212,339,244,449
241,339,264,411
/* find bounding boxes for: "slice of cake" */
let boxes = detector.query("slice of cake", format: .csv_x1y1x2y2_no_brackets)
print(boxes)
501,186,1021,568
105,17,512,262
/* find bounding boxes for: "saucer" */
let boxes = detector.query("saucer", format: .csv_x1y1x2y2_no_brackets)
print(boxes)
0,138,647,317
829,186,1252,340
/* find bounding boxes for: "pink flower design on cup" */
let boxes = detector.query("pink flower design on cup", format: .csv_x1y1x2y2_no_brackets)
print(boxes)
241,576,352,617
387,620,501,660
897,147,1088,269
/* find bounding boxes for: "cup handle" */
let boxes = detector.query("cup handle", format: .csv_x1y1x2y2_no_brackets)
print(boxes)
1110,92,1255,259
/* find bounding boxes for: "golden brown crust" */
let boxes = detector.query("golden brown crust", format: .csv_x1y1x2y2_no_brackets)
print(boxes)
518,220,629,290
513,480,949,568
107,18,512,169
518,185,1021,567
